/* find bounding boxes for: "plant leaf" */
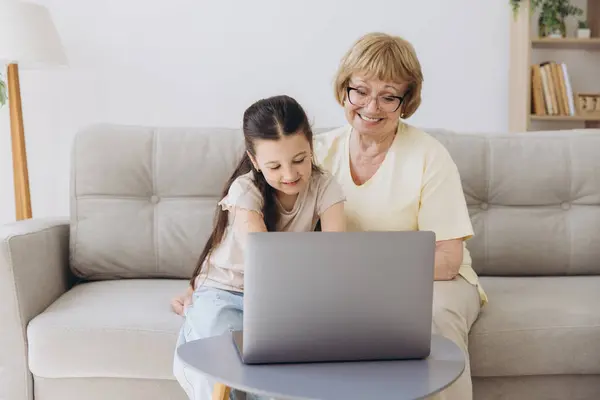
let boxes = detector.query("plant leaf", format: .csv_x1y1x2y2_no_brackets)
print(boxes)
0,76,7,108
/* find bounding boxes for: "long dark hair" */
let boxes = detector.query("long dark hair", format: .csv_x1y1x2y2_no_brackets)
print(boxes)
190,95,321,288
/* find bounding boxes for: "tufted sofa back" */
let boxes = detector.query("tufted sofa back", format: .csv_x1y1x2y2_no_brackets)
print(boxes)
429,128,600,276
69,124,244,279
69,124,600,279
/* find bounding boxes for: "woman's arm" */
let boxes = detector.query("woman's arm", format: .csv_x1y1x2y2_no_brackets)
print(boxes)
434,238,463,280
416,141,473,282
319,202,346,232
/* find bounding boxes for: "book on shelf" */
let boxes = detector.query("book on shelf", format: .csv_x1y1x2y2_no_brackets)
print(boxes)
530,61,576,116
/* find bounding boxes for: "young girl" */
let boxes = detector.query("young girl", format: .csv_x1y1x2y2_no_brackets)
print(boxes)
172,95,346,400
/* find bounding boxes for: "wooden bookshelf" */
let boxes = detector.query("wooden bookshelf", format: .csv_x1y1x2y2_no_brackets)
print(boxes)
509,0,600,132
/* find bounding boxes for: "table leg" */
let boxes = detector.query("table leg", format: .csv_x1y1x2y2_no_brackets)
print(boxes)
212,383,231,400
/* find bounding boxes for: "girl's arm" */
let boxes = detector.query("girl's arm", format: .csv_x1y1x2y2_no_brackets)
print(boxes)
232,209,267,233
319,202,346,232
172,208,265,316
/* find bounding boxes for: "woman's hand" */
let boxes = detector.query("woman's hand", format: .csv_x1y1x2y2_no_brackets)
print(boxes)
434,239,463,281
171,286,193,316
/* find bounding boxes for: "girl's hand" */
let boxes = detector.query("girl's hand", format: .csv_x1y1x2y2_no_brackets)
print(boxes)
170,296,186,316
171,286,193,316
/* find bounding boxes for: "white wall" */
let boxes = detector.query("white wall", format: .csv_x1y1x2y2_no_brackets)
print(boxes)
0,0,511,224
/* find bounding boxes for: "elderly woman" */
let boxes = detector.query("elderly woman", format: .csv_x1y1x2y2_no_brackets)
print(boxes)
314,32,487,400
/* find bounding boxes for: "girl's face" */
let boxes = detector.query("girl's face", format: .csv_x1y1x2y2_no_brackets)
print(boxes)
249,132,313,198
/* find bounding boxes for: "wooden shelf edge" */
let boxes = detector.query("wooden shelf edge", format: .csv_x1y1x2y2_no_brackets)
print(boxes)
530,115,600,121
531,38,600,49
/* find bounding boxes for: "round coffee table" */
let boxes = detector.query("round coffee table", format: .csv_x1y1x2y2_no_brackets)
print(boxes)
176,333,464,400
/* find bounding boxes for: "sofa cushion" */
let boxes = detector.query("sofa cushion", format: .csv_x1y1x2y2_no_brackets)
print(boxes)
469,276,600,377
27,279,188,379
33,376,188,400
70,124,245,280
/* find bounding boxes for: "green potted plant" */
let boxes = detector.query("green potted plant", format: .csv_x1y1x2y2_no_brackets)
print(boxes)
539,3,564,38
510,0,584,38
577,20,591,38
0,73,6,108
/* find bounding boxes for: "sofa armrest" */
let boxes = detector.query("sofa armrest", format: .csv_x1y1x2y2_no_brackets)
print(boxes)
0,218,71,400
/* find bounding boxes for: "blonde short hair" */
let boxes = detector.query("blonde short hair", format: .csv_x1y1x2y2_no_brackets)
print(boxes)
333,32,424,118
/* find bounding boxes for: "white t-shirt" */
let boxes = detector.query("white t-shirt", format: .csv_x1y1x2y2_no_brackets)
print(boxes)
314,122,487,305
195,170,346,292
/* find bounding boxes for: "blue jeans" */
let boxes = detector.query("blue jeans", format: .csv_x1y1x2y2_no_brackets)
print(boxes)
173,287,269,400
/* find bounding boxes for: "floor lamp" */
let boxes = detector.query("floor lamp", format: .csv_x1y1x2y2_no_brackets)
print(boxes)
0,0,67,220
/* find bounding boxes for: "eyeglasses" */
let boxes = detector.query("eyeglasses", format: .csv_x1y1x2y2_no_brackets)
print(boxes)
346,86,405,113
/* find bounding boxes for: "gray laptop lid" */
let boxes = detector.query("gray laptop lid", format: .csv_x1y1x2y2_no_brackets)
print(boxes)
240,231,436,364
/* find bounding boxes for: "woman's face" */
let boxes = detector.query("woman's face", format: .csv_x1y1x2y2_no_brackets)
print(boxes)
343,74,409,138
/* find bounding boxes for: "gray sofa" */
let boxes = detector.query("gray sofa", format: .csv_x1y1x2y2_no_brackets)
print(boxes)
1,123,599,400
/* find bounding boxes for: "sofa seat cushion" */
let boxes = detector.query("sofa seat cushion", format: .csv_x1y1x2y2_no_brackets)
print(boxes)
469,276,600,377
27,279,188,379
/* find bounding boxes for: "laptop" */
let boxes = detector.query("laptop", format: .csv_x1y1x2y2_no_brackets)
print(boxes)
232,230,436,364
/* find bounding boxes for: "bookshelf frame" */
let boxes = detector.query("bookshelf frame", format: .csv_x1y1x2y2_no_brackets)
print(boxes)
508,0,600,132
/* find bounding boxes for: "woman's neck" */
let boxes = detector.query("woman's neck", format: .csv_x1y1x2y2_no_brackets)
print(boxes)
348,125,398,186
351,126,397,160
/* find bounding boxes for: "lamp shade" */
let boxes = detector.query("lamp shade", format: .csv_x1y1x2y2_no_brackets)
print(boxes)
0,0,67,68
